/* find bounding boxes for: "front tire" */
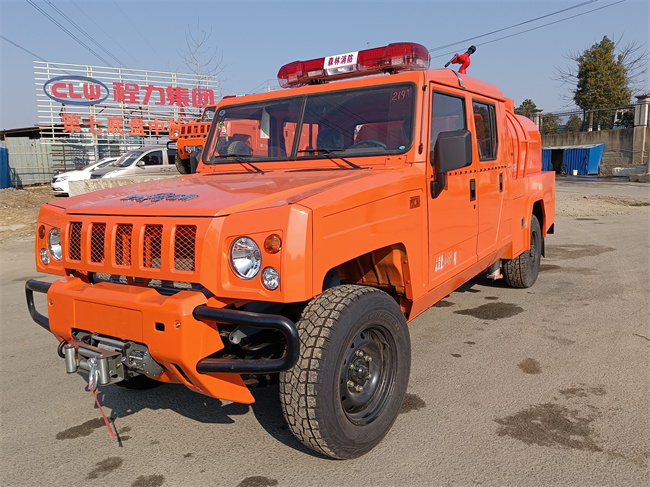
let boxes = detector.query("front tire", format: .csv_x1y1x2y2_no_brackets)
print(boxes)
175,154,191,174
503,214,542,288
280,285,410,459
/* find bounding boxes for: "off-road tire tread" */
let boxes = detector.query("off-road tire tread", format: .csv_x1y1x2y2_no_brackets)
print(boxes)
502,215,541,288
175,154,191,174
279,285,390,459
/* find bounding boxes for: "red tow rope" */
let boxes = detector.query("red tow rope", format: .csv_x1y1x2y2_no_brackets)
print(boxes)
93,389,116,439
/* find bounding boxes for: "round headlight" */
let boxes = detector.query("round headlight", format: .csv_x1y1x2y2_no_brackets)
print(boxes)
229,237,261,280
48,228,62,261
261,267,280,290
173,129,180,137
40,248,50,265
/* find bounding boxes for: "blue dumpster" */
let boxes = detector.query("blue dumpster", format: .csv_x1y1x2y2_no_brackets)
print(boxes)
541,144,604,175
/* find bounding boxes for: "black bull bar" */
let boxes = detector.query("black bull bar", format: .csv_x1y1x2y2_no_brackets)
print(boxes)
25,279,300,374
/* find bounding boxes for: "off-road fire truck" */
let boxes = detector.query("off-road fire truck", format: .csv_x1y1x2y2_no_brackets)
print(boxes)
168,105,216,174
26,42,555,459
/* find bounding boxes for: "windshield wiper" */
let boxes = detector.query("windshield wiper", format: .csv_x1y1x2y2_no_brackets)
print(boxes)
298,149,362,170
210,154,264,173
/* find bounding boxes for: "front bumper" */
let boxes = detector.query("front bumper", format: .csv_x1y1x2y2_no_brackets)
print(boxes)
51,180,69,194
25,278,299,403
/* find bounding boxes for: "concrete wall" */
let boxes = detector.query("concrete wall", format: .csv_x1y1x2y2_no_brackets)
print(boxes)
542,127,649,176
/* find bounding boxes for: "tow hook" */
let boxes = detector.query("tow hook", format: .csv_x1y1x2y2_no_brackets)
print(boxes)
87,358,99,391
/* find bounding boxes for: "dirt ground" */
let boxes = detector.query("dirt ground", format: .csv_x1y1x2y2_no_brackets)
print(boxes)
0,180,649,242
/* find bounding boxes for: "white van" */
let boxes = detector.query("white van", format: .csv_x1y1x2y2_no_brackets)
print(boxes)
90,146,178,179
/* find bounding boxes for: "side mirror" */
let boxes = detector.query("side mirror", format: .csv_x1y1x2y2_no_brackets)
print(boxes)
136,160,145,167
430,129,472,198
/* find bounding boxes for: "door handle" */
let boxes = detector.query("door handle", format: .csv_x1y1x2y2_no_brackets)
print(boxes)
470,179,476,201
499,173,503,192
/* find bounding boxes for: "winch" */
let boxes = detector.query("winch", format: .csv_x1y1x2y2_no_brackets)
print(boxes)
61,332,164,389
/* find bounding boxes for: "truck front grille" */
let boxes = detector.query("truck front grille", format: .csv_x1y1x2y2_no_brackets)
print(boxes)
174,225,197,271
179,123,210,136
143,225,163,269
90,223,106,263
65,219,199,277
115,224,133,266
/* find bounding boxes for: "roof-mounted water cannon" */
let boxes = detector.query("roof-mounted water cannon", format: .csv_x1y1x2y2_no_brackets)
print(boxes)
277,42,430,88
444,45,476,74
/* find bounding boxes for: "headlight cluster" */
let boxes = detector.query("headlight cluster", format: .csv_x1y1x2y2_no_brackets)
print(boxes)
229,235,282,290
40,227,62,265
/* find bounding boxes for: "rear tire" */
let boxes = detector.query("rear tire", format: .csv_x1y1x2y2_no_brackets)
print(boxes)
280,285,410,459
503,214,542,288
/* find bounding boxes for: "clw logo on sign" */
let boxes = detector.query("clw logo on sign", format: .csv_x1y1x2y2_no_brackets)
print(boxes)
43,75,110,106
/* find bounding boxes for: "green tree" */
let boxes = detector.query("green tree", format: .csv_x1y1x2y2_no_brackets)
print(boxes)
556,36,647,129
541,113,561,135
573,36,631,111
564,114,583,132
515,99,537,118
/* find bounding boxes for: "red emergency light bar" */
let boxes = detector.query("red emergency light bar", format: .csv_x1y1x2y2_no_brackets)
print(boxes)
277,42,430,88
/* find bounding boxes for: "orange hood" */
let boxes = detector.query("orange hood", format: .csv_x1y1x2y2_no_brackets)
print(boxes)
47,170,387,217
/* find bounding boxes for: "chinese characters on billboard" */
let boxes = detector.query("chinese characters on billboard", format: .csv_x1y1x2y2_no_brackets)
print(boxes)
35,62,219,156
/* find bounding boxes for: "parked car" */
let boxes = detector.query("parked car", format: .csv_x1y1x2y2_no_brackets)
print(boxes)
90,146,178,179
51,157,119,195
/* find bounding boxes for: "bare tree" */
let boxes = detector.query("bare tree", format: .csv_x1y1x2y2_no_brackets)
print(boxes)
177,19,225,117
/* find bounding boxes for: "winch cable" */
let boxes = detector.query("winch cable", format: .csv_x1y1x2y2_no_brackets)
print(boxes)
92,390,116,439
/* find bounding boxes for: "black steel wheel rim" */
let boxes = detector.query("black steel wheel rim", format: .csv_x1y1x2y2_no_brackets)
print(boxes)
339,325,397,426
529,226,540,268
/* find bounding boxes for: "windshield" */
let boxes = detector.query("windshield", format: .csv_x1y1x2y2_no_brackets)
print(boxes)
201,106,216,122
114,150,144,167
203,83,415,165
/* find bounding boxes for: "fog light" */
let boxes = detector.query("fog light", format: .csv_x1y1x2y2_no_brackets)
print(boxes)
261,267,280,290
40,248,50,265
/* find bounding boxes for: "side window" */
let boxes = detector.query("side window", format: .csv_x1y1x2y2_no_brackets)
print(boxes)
472,101,497,161
143,150,163,166
431,92,467,150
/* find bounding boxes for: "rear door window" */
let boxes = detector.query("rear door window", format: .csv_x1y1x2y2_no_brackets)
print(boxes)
472,101,498,161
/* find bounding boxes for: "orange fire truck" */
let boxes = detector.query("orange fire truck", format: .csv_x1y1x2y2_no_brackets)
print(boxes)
26,42,554,459
168,105,216,174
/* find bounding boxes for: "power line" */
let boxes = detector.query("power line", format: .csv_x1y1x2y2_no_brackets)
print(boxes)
430,0,627,61
26,0,113,66
112,1,169,70
428,0,599,53
44,0,126,68
0,34,48,62
70,1,141,67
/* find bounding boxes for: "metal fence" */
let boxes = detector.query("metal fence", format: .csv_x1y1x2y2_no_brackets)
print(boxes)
539,105,635,134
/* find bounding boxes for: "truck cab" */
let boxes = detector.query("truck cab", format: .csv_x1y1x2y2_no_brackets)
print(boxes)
168,106,216,174
27,42,554,460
